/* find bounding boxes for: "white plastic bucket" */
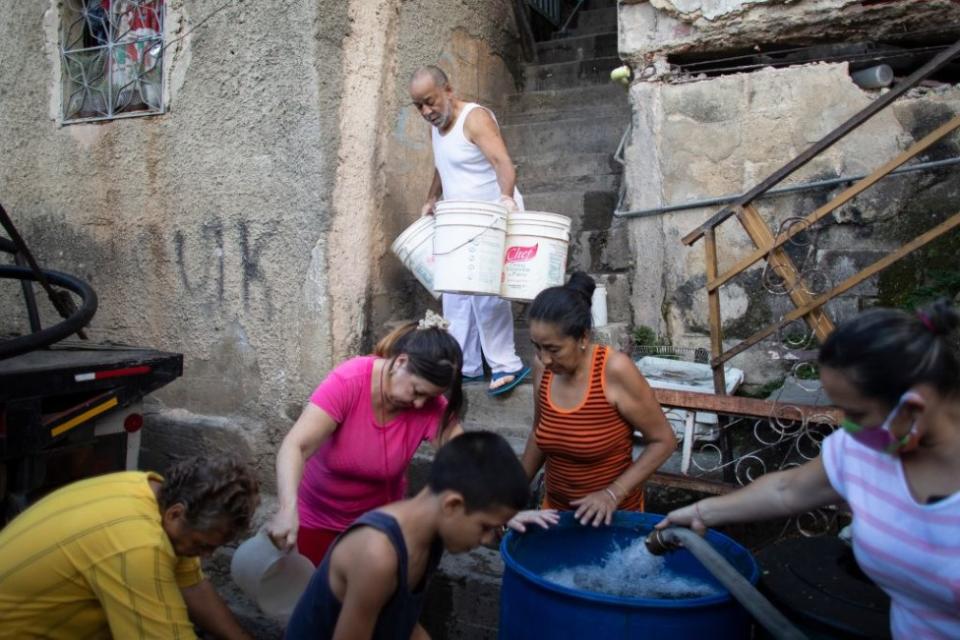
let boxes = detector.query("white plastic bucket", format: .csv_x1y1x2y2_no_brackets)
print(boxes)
500,211,572,302
230,530,316,623
391,216,440,299
433,201,508,296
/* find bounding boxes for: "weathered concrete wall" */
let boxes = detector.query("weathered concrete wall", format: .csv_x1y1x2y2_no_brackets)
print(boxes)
1,0,520,485
620,0,960,63
0,0,355,480
369,0,522,333
622,61,960,381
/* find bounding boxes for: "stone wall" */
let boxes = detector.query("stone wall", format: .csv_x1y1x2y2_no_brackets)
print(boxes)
0,0,353,481
0,0,520,485
618,0,960,384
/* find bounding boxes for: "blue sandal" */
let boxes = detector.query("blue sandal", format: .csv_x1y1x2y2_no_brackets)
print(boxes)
462,374,485,384
488,367,531,396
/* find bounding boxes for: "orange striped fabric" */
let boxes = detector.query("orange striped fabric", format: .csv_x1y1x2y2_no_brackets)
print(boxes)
535,345,644,511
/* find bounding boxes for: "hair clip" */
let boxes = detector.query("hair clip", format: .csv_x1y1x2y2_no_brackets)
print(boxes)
418,309,451,331
916,311,937,334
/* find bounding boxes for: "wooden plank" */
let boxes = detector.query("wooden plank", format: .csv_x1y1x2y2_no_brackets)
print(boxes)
652,387,842,423
646,471,736,496
737,204,835,343
714,210,960,366
704,229,727,394
708,115,960,292
681,38,960,247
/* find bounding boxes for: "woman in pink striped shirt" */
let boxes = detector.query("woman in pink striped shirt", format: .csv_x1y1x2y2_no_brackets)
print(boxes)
660,299,960,639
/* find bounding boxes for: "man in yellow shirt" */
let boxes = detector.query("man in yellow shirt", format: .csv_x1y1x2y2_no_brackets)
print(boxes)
0,456,260,639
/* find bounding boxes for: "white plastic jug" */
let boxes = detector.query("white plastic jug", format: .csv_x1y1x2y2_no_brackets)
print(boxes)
433,201,508,296
500,211,572,302
230,529,316,623
591,284,608,327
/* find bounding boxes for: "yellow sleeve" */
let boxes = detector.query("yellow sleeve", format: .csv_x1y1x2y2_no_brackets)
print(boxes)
90,546,199,639
174,555,204,589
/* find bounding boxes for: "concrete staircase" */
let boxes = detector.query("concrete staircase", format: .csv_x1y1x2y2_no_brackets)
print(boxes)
418,5,635,638
502,3,634,349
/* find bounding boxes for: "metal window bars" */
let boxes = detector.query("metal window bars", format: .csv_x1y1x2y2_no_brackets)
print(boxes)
60,0,165,124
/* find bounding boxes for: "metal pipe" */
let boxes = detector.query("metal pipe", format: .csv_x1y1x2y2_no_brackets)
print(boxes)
557,0,585,35
645,527,807,640
615,156,960,219
851,64,894,89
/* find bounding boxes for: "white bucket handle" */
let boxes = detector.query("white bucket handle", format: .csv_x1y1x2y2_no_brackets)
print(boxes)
433,212,503,257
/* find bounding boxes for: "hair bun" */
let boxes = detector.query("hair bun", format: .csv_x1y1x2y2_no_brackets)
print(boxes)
564,271,596,307
921,299,959,336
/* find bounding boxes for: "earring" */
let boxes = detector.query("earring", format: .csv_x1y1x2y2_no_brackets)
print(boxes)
580,344,586,351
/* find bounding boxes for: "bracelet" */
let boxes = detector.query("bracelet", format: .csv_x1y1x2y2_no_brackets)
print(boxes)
604,487,619,506
610,480,628,498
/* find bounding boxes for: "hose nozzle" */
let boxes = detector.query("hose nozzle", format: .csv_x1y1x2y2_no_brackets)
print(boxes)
644,528,681,556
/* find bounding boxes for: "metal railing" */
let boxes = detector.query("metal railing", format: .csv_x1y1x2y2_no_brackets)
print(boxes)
526,0,561,26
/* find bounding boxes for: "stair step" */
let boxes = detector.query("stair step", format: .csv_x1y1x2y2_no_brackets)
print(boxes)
505,83,627,116
523,56,622,91
502,101,628,126
502,112,626,155
514,151,621,181
421,546,505,639
523,189,618,218
535,32,618,64
462,383,535,441
566,7,618,35
521,172,621,195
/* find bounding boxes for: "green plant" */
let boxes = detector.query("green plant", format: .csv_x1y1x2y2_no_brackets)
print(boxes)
631,325,681,358
900,269,960,311
632,325,657,347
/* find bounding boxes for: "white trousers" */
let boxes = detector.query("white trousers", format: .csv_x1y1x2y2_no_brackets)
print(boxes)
443,293,523,376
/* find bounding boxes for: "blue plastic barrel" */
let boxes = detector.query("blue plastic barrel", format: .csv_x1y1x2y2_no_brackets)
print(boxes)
499,512,759,639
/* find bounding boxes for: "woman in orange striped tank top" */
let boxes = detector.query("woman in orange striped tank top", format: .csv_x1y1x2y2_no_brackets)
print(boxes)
520,272,677,527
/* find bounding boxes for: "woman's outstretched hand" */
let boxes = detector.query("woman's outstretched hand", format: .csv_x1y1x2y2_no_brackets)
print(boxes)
506,509,560,533
570,490,618,527
655,501,708,536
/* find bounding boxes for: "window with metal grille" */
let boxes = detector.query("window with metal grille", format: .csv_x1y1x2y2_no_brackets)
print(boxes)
60,0,165,124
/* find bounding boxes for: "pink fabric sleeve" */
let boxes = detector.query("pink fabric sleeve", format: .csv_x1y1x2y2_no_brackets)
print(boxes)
308,359,366,423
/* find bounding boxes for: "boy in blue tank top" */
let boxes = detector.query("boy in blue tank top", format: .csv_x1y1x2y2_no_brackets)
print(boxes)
286,431,552,639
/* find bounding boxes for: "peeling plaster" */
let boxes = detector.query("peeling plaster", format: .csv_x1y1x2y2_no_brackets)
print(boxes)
621,0,960,63
650,0,786,22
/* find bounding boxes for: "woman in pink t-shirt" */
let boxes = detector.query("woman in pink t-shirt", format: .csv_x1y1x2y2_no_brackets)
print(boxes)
267,315,465,564
658,299,960,639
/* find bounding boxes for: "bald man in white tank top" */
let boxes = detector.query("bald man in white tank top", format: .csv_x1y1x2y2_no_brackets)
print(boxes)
409,65,529,395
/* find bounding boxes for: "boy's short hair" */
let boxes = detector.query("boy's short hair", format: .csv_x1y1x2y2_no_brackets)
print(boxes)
428,431,528,512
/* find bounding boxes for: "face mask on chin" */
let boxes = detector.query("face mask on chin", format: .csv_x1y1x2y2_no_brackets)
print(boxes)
840,392,920,455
